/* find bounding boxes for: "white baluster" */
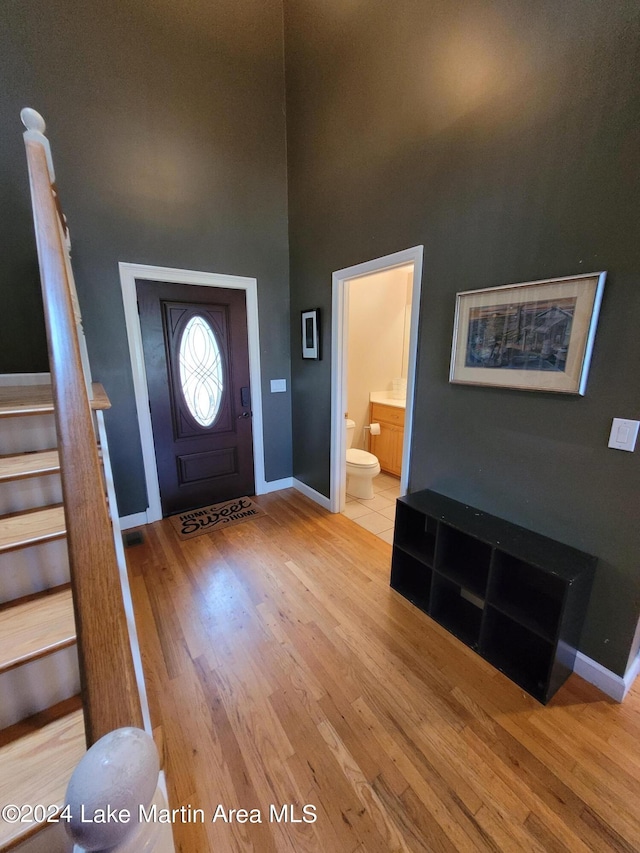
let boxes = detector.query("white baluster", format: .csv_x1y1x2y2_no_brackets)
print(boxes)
64,727,174,852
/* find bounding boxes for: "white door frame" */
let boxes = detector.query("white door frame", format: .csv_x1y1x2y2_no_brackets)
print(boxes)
330,246,423,513
119,262,267,523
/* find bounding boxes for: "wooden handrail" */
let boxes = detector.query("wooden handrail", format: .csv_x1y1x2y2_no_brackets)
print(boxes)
21,110,143,744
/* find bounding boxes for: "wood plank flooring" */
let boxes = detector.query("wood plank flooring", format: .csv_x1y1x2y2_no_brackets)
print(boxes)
126,489,640,853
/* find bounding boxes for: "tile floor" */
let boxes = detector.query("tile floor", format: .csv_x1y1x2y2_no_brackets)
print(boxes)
342,472,400,544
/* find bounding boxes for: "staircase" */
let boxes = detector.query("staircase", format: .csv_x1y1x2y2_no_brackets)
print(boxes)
0,108,174,853
0,376,160,851
0,379,84,851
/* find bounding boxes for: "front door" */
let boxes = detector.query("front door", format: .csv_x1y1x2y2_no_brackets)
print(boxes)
137,280,254,516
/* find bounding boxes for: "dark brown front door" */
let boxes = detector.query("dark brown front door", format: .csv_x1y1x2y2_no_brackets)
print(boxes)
137,280,254,516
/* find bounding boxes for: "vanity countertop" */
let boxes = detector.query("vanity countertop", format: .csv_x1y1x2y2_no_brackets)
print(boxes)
370,392,406,409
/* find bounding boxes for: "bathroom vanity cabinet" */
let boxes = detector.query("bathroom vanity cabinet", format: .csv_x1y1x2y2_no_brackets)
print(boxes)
391,489,597,703
369,402,405,477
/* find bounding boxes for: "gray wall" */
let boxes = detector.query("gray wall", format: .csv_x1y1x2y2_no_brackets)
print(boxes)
3,0,639,676
285,0,640,675
0,0,292,513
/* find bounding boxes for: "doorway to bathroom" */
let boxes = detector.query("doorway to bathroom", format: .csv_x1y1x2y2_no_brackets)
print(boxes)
330,246,423,518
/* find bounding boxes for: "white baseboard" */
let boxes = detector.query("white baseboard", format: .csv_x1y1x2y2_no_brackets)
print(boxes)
120,511,149,530
257,477,294,494
292,478,332,510
0,372,51,386
574,651,640,702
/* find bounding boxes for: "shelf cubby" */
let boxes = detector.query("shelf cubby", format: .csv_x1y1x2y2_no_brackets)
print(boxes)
431,575,483,648
435,524,491,597
390,547,432,613
482,607,554,702
488,552,563,642
389,489,597,704
394,501,437,565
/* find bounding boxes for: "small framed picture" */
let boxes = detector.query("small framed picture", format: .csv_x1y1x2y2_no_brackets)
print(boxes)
450,272,606,395
301,308,321,359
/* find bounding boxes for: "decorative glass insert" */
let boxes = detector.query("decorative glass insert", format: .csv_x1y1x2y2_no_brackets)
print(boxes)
178,315,223,427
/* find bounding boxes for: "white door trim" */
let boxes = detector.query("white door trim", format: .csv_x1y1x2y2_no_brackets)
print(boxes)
330,246,424,513
119,262,266,523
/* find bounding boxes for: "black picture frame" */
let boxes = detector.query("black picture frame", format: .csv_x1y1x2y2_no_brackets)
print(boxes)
301,308,320,359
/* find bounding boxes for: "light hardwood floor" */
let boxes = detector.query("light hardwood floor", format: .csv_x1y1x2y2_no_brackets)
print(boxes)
126,489,640,853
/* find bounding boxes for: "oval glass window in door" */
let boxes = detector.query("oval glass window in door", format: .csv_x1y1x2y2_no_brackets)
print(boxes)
178,315,224,427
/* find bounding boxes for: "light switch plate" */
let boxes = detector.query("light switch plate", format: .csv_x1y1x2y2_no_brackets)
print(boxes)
270,379,286,393
608,418,639,452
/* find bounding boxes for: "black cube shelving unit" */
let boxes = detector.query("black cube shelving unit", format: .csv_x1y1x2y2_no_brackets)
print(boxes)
390,489,597,704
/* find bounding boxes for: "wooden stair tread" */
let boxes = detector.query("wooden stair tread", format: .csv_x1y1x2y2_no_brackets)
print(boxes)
0,708,85,849
89,382,111,411
0,382,110,417
0,587,75,674
0,449,60,482
0,506,66,553
0,385,55,417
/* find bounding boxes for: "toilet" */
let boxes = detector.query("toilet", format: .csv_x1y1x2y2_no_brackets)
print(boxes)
346,418,381,500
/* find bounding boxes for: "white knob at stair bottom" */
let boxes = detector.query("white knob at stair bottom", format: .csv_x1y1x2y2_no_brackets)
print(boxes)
64,727,159,851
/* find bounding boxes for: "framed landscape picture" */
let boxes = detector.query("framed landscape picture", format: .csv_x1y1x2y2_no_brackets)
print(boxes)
449,272,606,395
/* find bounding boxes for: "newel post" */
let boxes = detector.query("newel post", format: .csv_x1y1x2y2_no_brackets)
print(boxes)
64,728,174,852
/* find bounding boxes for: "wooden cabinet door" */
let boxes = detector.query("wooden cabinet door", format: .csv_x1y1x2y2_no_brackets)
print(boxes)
369,403,405,476
370,427,397,475
391,427,404,475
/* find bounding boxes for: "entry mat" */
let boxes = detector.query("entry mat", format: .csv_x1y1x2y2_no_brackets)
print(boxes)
169,497,267,540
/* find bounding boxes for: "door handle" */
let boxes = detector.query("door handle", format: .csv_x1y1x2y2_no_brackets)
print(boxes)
238,411,251,419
